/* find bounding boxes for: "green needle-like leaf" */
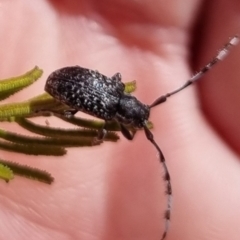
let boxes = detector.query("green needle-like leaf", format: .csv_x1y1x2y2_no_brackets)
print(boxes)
0,159,54,184
0,139,66,156
0,163,14,182
124,80,136,93
0,66,43,100
16,118,119,142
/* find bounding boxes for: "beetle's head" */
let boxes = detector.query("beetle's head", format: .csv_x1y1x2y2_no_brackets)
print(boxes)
116,94,150,128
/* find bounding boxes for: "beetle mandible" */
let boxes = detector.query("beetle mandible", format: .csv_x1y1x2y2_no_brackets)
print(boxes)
44,35,239,240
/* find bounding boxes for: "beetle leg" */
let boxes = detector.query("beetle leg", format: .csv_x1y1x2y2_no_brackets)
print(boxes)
97,126,107,140
111,72,121,81
92,122,107,145
35,108,78,118
120,124,136,140
63,109,78,118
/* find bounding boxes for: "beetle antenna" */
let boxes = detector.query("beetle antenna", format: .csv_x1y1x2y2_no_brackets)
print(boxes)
143,123,171,240
150,35,239,108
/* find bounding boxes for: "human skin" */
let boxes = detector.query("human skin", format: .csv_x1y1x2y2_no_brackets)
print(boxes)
0,0,240,240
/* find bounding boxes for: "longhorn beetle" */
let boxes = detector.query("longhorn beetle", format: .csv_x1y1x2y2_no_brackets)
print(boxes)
45,35,239,240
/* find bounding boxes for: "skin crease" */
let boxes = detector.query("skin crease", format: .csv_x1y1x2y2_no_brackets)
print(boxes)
0,0,240,239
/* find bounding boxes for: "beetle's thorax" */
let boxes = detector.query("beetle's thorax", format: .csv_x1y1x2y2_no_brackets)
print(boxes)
115,93,150,128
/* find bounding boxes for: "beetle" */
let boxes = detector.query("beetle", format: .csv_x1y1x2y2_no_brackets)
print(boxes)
44,35,239,240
